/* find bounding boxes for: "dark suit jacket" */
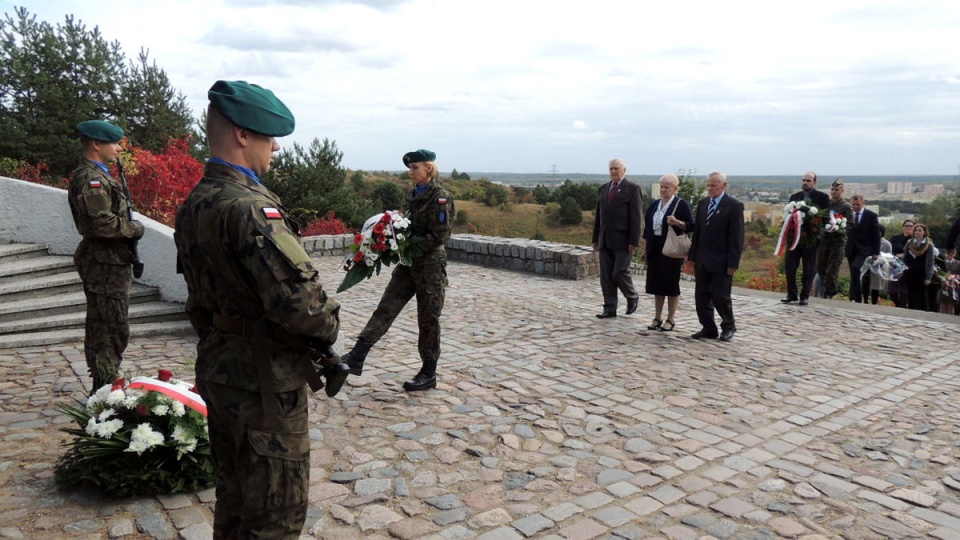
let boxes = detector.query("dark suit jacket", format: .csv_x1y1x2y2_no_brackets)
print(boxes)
689,193,745,274
845,209,882,258
592,178,642,250
789,189,830,209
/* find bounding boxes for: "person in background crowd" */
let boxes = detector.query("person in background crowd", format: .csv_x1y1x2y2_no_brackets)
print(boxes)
867,225,892,305
591,158,643,318
888,220,915,308
641,173,694,332
902,223,935,311
845,194,881,303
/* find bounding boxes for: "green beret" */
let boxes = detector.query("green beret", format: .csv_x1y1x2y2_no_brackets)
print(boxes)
832,178,843,187
402,149,436,167
77,120,124,142
208,80,295,137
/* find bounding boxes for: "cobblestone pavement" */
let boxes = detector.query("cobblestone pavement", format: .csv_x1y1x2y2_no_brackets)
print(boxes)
2,257,960,539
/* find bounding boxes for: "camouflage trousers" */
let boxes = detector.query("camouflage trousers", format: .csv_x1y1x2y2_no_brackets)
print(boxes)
198,380,310,540
817,235,847,298
74,258,131,390
359,253,447,368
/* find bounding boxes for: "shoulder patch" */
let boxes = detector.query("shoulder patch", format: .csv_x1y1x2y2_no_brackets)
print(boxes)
262,207,282,219
89,180,102,188
438,198,447,205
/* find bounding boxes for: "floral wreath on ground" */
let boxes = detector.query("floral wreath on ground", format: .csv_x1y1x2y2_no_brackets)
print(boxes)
774,200,822,255
337,210,423,293
55,370,214,497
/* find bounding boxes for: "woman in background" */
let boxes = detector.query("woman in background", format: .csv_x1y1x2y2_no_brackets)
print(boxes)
902,223,935,311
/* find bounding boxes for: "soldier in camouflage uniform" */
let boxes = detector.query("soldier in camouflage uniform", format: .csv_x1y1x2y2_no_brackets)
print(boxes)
174,80,349,539
67,120,144,392
816,178,854,299
342,149,455,392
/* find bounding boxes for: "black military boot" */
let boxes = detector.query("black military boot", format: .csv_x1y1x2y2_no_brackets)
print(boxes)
402,361,437,392
342,339,373,376
323,363,351,397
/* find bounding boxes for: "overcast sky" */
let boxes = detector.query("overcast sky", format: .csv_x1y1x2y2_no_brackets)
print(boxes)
8,0,960,176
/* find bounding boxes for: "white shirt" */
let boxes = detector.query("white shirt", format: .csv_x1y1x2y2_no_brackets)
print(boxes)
652,195,676,236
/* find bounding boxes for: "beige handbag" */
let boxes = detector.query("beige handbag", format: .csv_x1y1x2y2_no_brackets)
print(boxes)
661,200,691,259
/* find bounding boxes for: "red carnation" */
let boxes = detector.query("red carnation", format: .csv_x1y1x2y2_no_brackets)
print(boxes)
380,213,392,223
157,369,173,382
113,377,125,387
353,251,364,262
354,233,363,244
373,223,386,235
136,404,149,415
189,385,199,394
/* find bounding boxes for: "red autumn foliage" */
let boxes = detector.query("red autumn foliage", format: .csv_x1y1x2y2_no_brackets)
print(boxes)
119,138,204,227
15,161,51,185
301,211,347,236
748,261,787,292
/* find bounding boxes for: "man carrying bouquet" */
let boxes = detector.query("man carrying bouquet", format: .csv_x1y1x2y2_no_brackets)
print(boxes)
781,171,830,306
341,149,455,392
174,80,349,539
816,178,853,299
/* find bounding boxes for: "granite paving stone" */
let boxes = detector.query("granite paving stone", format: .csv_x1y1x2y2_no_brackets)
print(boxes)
3,257,960,539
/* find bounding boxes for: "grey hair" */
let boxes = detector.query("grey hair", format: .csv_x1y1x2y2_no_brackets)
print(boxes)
659,173,679,188
708,170,727,182
609,158,626,169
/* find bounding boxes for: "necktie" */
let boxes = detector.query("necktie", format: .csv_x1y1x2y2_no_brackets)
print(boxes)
706,198,718,226
855,212,861,226
607,182,618,204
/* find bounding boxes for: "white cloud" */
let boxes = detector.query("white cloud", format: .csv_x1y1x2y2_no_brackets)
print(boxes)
6,0,960,175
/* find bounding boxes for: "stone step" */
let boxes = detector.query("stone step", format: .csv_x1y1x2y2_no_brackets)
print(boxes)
0,255,75,283
0,319,196,349
0,301,187,335
0,242,49,264
0,284,161,323
0,271,84,302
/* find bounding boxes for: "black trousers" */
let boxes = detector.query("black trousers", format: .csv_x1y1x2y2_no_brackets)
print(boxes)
785,245,818,300
694,265,735,333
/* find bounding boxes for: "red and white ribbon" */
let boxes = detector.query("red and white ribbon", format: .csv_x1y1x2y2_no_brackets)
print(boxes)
773,210,802,256
128,377,207,417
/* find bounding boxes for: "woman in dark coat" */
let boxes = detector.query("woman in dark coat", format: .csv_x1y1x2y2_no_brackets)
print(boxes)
902,223,935,311
642,173,694,331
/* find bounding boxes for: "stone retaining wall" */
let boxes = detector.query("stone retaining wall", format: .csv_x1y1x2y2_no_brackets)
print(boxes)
301,233,604,280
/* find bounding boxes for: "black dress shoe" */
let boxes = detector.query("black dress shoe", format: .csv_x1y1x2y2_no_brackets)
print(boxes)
596,311,617,319
718,329,736,342
798,298,808,306
402,372,437,392
691,329,719,339
323,363,351,397
780,296,797,303
626,298,638,315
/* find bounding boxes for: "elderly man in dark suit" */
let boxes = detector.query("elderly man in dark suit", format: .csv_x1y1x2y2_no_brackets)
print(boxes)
782,171,831,306
688,171,745,342
592,158,643,318
845,194,881,303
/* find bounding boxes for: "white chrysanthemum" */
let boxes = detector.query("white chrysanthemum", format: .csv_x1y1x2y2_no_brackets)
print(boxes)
97,409,116,421
152,405,170,416
172,424,198,452
105,389,127,407
122,389,145,408
85,418,99,436
170,401,186,417
807,206,818,215
96,419,124,438
364,252,379,266
127,423,165,455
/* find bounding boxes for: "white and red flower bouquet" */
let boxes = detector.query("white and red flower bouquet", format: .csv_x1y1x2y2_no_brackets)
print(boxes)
337,210,422,293
824,210,848,234
55,369,214,496
774,200,821,255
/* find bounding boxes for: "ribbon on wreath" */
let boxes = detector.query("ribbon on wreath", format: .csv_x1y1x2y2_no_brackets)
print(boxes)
128,377,208,416
773,209,803,256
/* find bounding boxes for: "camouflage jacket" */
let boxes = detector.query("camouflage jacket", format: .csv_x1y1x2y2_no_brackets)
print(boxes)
67,159,142,265
174,162,340,393
406,180,454,258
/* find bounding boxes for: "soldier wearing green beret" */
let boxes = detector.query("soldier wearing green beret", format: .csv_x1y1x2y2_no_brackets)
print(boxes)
342,149,455,392
174,80,349,539
816,178,853,299
67,120,144,392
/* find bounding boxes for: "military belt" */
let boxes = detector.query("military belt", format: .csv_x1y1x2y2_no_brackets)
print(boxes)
212,313,254,336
